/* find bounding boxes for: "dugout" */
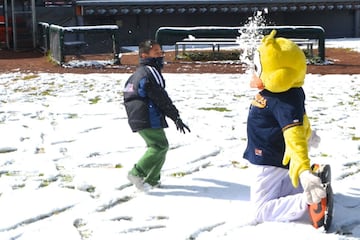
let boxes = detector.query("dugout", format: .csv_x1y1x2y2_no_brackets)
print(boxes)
0,0,36,50
1,0,360,51
74,0,360,46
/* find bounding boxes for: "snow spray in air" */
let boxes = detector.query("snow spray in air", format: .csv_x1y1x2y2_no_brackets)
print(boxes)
237,9,268,74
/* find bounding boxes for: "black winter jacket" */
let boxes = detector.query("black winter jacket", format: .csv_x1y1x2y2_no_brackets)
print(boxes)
123,60,179,132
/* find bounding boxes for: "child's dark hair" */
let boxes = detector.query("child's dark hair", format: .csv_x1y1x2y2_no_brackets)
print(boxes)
139,40,160,56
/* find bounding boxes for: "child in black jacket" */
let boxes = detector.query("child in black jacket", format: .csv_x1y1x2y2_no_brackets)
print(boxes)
123,40,190,191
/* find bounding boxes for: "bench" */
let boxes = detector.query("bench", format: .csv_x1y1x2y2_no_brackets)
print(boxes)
175,38,238,59
155,26,325,61
63,40,87,48
63,40,87,56
174,37,314,59
48,24,120,64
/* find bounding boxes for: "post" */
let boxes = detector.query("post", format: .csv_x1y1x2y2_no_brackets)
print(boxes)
60,28,65,64
31,0,36,48
112,30,121,64
317,32,325,62
355,10,360,38
4,0,10,48
11,0,16,50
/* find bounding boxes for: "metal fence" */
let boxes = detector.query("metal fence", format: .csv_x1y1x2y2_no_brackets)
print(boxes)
37,22,50,53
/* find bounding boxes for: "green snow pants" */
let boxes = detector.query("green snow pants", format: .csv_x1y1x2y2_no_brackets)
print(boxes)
130,128,169,186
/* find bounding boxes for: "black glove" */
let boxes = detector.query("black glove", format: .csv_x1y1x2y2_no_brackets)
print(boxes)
175,117,190,134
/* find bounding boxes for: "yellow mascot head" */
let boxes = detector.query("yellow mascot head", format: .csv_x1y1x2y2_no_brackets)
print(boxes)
254,30,307,93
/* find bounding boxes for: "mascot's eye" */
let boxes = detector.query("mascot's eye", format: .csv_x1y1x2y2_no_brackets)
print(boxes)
254,51,262,77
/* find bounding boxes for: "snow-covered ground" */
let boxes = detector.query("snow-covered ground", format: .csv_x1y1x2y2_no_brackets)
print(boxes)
0,38,360,240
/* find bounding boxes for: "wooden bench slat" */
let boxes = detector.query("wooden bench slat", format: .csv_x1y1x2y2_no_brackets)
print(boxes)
63,41,86,47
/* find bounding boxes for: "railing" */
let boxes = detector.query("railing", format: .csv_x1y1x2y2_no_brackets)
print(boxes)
37,22,50,53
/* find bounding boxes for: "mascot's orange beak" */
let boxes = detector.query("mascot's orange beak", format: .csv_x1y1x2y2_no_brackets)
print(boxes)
250,73,264,90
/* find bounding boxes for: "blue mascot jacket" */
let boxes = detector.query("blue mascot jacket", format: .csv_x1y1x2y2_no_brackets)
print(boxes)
243,87,306,169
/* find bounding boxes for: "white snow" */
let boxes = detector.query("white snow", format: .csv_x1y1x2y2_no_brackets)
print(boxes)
0,39,360,240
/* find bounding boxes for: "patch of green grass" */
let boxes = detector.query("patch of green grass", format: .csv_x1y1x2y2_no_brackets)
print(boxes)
40,89,53,96
352,136,360,141
86,186,96,193
310,95,321,100
179,50,241,61
6,171,19,176
198,107,231,112
170,172,186,177
61,174,73,182
320,153,329,157
46,51,57,64
67,113,78,119
12,184,26,189
115,164,123,168
351,92,360,100
231,160,249,169
233,94,245,98
14,86,37,93
89,96,101,104
22,74,39,80
305,53,322,65
308,116,319,121
40,180,51,187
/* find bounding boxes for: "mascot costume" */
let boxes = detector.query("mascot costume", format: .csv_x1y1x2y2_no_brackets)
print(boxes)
243,30,333,231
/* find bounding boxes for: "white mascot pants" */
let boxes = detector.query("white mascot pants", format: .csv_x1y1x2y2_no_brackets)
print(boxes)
250,165,308,223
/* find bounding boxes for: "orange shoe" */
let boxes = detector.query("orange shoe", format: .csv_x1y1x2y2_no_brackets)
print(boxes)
308,164,333,231
308,197,327,229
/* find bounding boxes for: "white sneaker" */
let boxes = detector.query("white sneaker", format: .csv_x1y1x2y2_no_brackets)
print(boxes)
142,183,153,192
127,174,144,190
142,182,161,192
